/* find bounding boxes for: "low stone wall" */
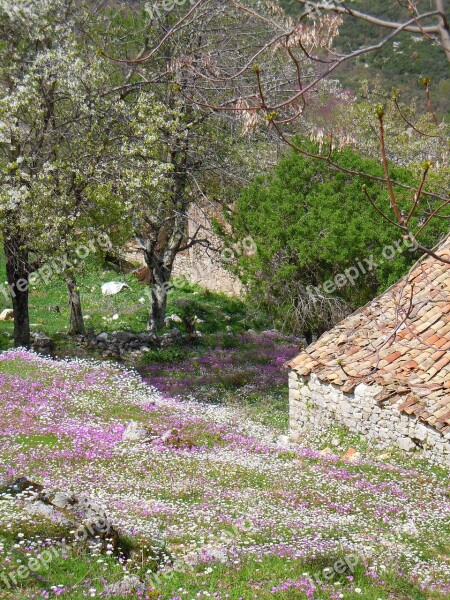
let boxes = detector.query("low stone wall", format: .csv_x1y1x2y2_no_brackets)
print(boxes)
289,371,450,465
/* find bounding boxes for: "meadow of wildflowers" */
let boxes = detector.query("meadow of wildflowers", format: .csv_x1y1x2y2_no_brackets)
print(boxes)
0,345,449,599
138,332,300,430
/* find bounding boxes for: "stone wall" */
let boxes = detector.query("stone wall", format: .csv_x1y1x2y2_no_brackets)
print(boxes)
124,203,242,297
124,243,242,296
289,371,450,466
171,248,242,296
174,203,242,295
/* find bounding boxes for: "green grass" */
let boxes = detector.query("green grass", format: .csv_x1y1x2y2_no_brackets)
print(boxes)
0,544,422,600
142,553,449,600
136,330,297,431
0,528,135,600
0,250,290,432
11,433,63,449
0,251,269,352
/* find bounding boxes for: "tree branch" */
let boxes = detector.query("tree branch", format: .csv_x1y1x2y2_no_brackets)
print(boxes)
297,1,441,33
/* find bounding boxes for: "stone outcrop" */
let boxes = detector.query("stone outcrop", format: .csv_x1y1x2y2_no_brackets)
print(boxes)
1,478,121,553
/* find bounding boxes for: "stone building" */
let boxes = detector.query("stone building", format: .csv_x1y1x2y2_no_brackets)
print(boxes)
288,237,450,465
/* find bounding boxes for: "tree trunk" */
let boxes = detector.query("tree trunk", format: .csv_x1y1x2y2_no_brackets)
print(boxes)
145,255,171,335
66,272,86,336
3,232,30,348
143,144,189,335
148,278,169,335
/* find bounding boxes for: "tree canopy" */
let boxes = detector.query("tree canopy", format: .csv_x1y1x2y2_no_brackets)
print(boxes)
228,140,449,336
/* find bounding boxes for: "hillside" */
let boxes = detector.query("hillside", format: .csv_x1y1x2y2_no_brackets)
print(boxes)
0,3,449,598
0,351,449,599
280,0,449,117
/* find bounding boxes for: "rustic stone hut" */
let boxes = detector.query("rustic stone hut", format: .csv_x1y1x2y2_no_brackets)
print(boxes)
288,237,450,465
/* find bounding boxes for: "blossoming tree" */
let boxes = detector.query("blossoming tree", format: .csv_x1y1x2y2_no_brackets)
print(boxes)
0,0,173,345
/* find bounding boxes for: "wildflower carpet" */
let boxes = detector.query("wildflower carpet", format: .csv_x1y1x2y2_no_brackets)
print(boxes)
0,349,449,599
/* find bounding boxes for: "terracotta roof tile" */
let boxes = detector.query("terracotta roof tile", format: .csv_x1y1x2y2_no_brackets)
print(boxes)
289,236,450,435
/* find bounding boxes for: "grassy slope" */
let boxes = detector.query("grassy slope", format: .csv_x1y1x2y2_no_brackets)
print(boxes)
0,353,449,599
0,252,269,352
0,250,292,427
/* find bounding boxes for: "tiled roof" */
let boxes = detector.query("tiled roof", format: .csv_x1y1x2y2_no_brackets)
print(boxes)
289,236,450,435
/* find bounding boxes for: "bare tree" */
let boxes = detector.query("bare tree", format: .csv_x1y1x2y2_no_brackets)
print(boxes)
166,0,450,259
295,0,450,62
105,1,274,333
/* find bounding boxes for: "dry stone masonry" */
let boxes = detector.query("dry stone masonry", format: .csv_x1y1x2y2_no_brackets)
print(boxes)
124,202,242,296
289,372,450,465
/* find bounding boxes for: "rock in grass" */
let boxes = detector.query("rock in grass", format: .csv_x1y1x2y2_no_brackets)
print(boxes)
101,282,131,296
319,447,333,456
276,435,290,447
122,421,152,442
377,453,391,460
4,478,122,554
0,308,14,321
103,575,146,596
342,448,361,462
397,436,417,452
31,333,54,355
96,332,109,343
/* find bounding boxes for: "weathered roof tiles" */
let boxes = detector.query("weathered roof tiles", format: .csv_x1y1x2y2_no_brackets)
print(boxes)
289,236,450,435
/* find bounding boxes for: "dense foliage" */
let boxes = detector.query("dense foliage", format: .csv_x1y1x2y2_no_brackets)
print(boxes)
228,141,448,336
